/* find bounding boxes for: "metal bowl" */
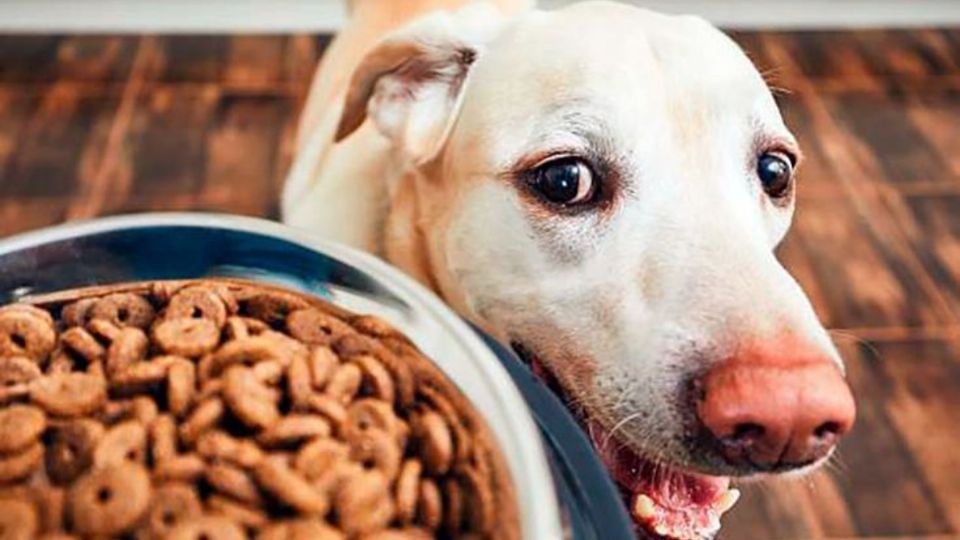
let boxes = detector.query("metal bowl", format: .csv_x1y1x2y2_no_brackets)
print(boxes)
0,213,634,540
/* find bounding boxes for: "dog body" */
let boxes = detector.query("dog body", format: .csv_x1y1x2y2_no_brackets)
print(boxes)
284,2,855,538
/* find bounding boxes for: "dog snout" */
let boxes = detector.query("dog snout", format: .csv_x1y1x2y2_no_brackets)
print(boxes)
695,344,856,471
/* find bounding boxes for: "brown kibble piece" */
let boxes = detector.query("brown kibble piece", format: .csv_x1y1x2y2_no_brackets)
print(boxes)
287,355,312,411
325,363,362,404
257,519,345,540
60,327,105,363
0,310,56,362
166,515,246,540
441,478,463,534
354,354,396,404
30,372,106,417
336,334,415,408
205,463,263,505
395,459,423,524
224,316,269,341
0,356,43,387
61,299,97,328
150,414,178,463
132,395,160,425
359,529,433,540
0,304,54,328
167,359,197,417
306,394,348,432
45,419,103,484
308,345,339,389
37,486,66,532
254,457,329,515
178,397,224,445
417,479,443,530
460,466,495,533
246,292,308,327
335,469,394,535
206,494,270,528
67,462,151,535
89,293,155,329
153,317,220,357
0,404,46,454
294,438,349,483
166,286,228,329
93,420,146,468
286,308,353,346
0,498,39,540
412,410,454,475
222,366,279,430
350,315,401,340
257,415,331,448
195,431,264,468
418,386,471,465
344,399,400,442
153,454,206,482
142,482,203,538
210,336,289,376
106,327,149,375
110,359,171,390
0,442,43,482
348,429,402,480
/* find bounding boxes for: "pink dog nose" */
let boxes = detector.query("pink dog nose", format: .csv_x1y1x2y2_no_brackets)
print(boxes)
696,344,856,470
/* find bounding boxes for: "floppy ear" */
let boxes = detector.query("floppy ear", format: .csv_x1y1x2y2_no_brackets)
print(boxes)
334,4,505,164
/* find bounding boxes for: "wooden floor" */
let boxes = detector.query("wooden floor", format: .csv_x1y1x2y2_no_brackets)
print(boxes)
1,30,959,540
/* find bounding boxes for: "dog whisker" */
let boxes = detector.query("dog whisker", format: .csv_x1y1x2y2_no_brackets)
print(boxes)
603,411,645,452
827,329,883,364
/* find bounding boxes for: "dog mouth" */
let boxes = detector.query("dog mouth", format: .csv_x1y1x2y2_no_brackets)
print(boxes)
511,343,739,540
588,420,739,540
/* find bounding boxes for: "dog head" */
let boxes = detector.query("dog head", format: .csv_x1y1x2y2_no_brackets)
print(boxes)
335,2,856,538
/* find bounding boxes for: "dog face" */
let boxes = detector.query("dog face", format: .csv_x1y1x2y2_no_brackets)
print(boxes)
336,2,855,538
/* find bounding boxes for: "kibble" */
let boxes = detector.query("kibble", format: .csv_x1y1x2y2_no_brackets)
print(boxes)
0,279,516,538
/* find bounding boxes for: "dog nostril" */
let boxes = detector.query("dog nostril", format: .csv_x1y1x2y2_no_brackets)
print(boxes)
730,422,765,444
814,421,842,440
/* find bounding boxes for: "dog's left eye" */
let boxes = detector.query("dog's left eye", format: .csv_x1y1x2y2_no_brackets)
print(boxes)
531,158,596,206
757,152,794,199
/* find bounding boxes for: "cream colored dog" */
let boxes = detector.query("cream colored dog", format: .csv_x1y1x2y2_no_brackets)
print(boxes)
283,1,856,538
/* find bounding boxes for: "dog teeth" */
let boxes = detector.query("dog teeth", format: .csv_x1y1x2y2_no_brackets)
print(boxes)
633,494,657,519
654,524,671,537
714,488,741,514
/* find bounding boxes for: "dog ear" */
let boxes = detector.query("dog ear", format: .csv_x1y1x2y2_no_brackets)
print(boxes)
334,5,505,164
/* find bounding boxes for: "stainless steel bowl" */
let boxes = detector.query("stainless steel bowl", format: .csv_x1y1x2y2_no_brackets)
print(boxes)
0,213,635,540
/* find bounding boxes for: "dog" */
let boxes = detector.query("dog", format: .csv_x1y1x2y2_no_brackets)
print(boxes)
283,1,857,538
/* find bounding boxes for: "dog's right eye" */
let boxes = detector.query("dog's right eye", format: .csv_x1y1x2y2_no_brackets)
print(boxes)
530,158,597,206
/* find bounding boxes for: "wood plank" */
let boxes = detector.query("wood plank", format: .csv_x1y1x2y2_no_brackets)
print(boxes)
1,82,122,198
825,92,957,189
202,94,291,217
0,199,68,237
882,194,960,324
783,192,952,328
0,36,137,84
905,92,960,180
126,83,221,198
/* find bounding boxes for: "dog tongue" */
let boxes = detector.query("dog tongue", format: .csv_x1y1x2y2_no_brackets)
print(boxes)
588,421,737,540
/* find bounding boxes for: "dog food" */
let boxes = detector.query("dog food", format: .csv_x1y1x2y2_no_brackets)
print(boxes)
0,279,518,539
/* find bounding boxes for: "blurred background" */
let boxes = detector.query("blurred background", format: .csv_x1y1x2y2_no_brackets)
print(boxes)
0,1,958,539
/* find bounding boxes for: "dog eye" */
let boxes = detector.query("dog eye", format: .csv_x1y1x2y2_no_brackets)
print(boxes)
757,152,794,199
531,158,596,206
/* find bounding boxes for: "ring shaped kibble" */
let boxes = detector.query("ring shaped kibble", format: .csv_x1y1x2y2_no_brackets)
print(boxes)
0,279,517,538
